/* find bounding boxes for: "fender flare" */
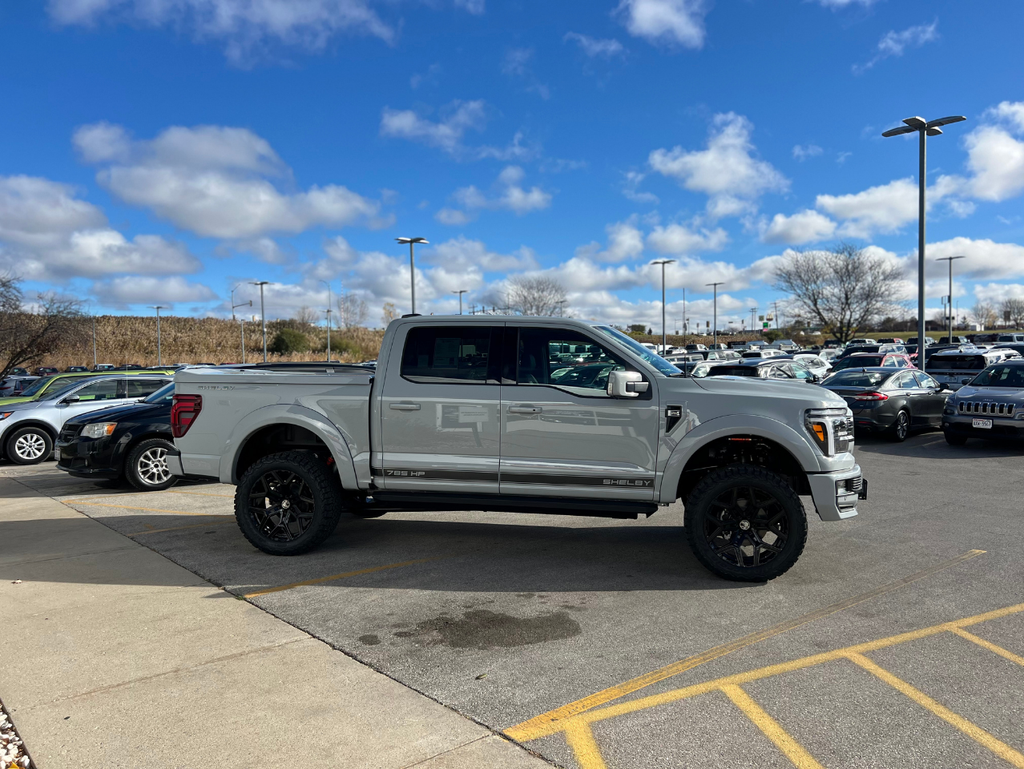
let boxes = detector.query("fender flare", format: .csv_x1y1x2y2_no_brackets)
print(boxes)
658,414,821,503
2,419,58,443
223,404,358,489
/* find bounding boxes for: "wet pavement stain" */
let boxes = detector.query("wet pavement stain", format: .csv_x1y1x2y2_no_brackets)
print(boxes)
358,634,381,645
393,609,582,649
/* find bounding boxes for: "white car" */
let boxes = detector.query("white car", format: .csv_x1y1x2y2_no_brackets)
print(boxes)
793,353,832,377
0,374,171,464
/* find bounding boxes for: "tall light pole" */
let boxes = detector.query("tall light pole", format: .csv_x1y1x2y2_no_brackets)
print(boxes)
883,114,966,374
706,282,723,347
681,287,687,341
555,299,568,317
452,289,467,315
151,306,166,366
231,284,251,364
92,315,97,368
251,281,269,362
937,255,966,341
396,237,428,314
651,259,676,353
320,281,333,360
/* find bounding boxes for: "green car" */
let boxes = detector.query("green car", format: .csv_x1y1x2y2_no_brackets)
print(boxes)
0,370,177,407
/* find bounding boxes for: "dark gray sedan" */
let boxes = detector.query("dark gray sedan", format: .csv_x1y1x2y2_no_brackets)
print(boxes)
821,367,951,442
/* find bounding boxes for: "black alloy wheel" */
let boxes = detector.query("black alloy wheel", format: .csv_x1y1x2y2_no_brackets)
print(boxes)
234,451,343,555
685,465,807,582
889,410,910,443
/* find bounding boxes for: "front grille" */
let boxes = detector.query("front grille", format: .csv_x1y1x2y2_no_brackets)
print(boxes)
845,477,862,493
59,425,81,442
958,402,1016,417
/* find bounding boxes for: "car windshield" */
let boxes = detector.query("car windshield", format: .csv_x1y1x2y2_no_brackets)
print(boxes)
932,355,987,370
968,365,1024,388
19,375,58,397
39,378,98,401
144,382,176,404
824,371,888,388
595,326,680,376
835,355,883,369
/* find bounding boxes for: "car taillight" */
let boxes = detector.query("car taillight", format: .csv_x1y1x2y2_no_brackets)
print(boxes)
853,391,888,401
171,394,202,438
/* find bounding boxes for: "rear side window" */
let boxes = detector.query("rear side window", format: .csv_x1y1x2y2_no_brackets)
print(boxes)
127,378,170,398
400,326,496,383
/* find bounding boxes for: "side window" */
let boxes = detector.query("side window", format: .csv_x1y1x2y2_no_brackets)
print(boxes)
73,379,120,401
127,378,170,398
913,371,937,388
882,357,896,367
400,326,496,383
899,373,918,390
515,328,625,394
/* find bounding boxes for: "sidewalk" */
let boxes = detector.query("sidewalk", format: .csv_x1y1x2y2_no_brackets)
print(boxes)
0,478,550,769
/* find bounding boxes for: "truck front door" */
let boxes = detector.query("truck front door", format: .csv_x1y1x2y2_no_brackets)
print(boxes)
378,324,502,493
500,326,660,500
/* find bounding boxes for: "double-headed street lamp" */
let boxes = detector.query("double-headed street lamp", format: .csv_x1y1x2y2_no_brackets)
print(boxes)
151,306,166,366
936,255,966,339
651,259,676,353
251,281,270,362
706,282,724,347
452,289,467,315
396,237,428,314
882,114,966,373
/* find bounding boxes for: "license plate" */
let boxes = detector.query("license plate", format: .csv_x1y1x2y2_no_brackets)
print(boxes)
972,418,993,429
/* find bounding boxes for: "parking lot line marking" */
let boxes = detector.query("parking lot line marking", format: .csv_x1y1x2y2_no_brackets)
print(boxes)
562,719,609,769
243,557,445,598
505,549,987,741
520,600,1024,741
62,500,229,517
721,685,825,769
846,652,1024,768
950,627,1024,667
127,518,235,536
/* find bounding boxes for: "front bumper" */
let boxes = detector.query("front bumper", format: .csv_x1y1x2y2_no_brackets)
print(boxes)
942,417,1024,440
55,433,124,478
807,464,865,521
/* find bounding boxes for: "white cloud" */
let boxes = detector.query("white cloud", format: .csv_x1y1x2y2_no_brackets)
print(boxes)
442,166,552,221
78,123,383,239
48,0,394,65
760,210,837,245
0,175,106,251
615,0,707,48
792,144,823,161
646,223,729,254
453,0,485,14
815,178,920,238
854,20,939,74
424,237,539,273
815,0,879,7
564,32,625,58
234,237,291,265
648,112,788,218
380,101,537,161
92,276,217,307
927,238,1024,281
972,283,1024,305
965,124,1024,202
435,208,474,226
501,48,550,100
410,63,442,90
622,171,659,204
575,220,646,263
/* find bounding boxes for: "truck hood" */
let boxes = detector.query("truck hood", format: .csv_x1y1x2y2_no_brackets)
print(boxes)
682,375,847,410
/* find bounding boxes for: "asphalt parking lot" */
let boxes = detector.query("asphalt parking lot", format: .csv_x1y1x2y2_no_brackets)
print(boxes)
4,432,1023,769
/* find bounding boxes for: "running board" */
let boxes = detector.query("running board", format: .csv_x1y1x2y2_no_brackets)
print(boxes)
359,492,659,519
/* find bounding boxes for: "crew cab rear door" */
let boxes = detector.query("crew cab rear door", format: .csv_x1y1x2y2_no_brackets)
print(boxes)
377,323,502,493
499,325,659,500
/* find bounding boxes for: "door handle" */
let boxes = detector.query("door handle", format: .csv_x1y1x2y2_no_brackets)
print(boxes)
508,405,542,414
389,402,421,411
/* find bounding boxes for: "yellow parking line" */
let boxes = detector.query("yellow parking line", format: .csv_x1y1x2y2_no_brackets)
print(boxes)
62,500,227,517
950,627,1024,667
721,685,825,769
562,719,609,769
127,518,235,536
243,557,444,598
847,653,1024,768
505,549,986,741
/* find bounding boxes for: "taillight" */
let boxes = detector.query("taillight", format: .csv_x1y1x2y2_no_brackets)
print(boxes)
171,394,203,438
853,391,888,401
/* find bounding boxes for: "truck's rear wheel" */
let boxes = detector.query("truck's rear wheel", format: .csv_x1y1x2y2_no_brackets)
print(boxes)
684,465,807,582
234,451,343,555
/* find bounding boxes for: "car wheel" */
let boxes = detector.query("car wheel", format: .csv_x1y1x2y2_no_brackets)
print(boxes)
684,465,807,582
234,451,344,555
126,438,178,491
888,410,910,442
944,430,968,446
5,427,53,465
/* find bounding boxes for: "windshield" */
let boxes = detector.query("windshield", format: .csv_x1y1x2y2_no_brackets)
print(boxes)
968,365,1024,388
834,355,883,369
932,355,987,371
595,326,680,376
144,382,176,404
39,379,93,401
19,375,57,397
824,371,888,388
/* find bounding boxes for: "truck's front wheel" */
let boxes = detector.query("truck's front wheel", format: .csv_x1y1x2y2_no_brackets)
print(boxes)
235,452,343,555
684,465,807,582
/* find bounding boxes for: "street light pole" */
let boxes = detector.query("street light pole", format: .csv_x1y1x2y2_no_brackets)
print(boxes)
883,114,966,374
92,315,97,368
320,281,333,360
396,237,429,314
251,281,269,362
937,255,966,341
150,306,166,366
706,282,723,347
651,259,676,353
452,289,467,315
231,285,252,364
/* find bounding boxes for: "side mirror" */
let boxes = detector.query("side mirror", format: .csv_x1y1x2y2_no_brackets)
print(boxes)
62,394,81,404
607,370,648,398
808,374,821,384
937,382,951,391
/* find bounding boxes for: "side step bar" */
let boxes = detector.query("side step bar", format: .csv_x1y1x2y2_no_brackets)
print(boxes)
358,492,659,520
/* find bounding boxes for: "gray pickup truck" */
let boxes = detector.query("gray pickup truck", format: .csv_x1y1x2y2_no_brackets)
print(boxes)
168,317,865,581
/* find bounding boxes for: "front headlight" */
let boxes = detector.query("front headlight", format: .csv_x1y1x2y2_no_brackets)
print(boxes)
82,422,117,439
805,407,853,456
0,412,13,421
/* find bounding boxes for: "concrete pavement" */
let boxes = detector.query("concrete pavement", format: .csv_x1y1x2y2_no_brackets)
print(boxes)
0,476,551,769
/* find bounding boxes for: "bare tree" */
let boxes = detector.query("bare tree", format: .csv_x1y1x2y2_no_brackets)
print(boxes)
504,275,568,316
1000,297,1024,328
772,243,905,344
293,306,319,326
971,301,998,330
336,291,368,328
381,302,398,327
0,274,87,379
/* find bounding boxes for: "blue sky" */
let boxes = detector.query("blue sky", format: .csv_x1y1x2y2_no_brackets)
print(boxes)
2,0,1023,331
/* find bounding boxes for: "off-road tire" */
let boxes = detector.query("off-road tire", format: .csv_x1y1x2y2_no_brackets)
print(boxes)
943,430,968,446
888,410,910,442
5,426,53,465
234,451,343,555
684,464,807,582
126,438,178,491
